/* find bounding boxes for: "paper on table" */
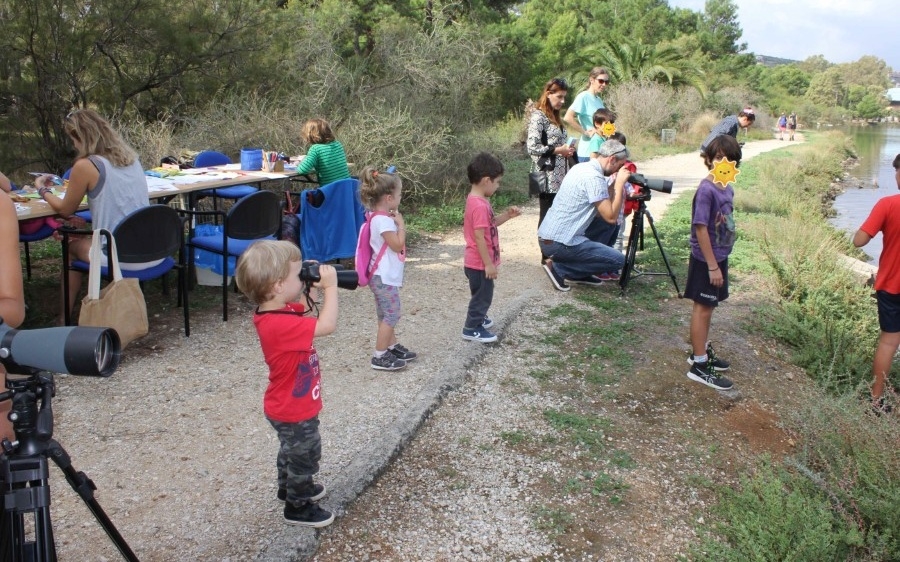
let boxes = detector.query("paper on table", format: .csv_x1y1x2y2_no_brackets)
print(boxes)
145,177,178,192
242,171,290,179
170,172,238,184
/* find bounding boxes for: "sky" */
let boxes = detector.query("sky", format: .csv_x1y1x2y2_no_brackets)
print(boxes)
666,0,900,71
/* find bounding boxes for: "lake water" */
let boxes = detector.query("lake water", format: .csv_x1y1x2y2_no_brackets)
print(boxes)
829,124,900,265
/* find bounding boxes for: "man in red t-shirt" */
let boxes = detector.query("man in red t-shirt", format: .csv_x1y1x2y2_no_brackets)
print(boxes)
235,240,340,526
853,153,900,413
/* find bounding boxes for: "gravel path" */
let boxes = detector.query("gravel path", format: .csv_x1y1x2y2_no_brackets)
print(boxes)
34,137,796,561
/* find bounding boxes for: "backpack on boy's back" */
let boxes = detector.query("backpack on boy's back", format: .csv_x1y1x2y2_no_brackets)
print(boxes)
354,211,390,287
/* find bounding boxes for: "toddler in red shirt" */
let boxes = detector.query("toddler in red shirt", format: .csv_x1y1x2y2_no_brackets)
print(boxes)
235,240,339,527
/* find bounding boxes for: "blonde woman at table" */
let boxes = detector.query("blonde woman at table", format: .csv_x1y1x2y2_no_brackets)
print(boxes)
0,192,26,441
295,118,351,186
35,109,150,319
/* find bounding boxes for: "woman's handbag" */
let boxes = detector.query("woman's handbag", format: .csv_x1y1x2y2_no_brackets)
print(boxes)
79,229,149,348
528,171,549,197
528,126,555,197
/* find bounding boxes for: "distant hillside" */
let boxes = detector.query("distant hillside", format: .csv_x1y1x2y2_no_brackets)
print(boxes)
755,54,799,67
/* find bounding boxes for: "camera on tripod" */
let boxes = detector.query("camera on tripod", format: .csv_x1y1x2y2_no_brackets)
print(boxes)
299,261,359,291
627,173,673,201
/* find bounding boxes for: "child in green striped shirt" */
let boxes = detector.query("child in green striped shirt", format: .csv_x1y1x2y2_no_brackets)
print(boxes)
296,118,351,186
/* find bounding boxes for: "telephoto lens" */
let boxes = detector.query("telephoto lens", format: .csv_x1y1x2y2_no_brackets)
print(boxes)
629,173,673,194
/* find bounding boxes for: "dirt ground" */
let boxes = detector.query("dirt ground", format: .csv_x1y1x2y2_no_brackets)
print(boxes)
5,135,827,561
308,137,819,561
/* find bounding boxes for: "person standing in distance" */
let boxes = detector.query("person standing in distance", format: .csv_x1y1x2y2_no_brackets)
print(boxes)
853,153,900,414
700,108,755,156
777,112,787,140
564,67,610,163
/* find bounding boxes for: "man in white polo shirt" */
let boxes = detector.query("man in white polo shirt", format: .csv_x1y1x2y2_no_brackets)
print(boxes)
538,140,630,291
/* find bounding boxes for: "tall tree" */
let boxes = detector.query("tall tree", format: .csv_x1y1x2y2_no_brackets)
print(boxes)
0,0,279,171
698,0,746,59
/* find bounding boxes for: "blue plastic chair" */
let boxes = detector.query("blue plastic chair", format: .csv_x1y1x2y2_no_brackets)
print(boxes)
61,205,190,336
19,221,56,280
191,150,258,211
299,178,365,262
181,190,281,322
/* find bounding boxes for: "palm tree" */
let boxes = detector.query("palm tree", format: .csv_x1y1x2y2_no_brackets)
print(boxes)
580,41,706,95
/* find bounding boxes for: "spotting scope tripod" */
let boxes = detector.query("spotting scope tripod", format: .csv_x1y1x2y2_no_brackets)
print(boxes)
0,371,138,562
618,194,682,297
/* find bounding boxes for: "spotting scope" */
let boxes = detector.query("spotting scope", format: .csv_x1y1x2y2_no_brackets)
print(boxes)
0,318,121,377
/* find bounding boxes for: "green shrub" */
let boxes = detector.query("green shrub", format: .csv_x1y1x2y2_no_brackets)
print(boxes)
692,460,850,562
787,396,900,560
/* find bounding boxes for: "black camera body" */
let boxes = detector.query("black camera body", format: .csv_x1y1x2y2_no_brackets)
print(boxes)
299,261,359,290
627,173,673,201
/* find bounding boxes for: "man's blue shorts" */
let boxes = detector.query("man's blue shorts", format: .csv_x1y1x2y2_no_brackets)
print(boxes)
876,290,900,333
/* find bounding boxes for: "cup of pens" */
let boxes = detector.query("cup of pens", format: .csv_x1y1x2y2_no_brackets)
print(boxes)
261,151,284,173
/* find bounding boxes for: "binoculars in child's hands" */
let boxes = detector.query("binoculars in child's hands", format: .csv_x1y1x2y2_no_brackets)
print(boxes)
299,261,359,290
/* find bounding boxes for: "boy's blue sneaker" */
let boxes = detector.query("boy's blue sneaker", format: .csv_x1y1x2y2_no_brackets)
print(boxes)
481,316,494,329
462,327,498,343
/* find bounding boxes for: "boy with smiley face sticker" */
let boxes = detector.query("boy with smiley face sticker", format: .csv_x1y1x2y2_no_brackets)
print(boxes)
684,135,743,391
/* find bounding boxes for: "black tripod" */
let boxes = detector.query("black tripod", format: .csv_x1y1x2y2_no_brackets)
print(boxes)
618,196,682,297
1,372,138,562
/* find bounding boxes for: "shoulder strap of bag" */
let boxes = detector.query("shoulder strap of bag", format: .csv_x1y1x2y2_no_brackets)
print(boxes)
366,211,391,277
87,229,123,300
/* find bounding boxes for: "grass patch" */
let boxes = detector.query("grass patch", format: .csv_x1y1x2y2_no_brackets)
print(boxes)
533,505,574,536
500,430,530,447
543,409,612,456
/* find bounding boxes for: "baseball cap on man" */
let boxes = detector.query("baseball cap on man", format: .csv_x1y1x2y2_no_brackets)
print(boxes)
598,139,629,160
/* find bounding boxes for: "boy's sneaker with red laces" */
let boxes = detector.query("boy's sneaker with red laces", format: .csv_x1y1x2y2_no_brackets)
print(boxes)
284,502,334,528
598,271,620,281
